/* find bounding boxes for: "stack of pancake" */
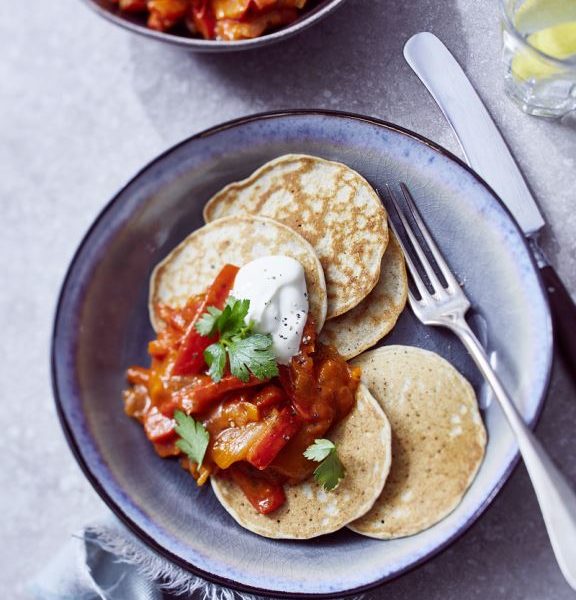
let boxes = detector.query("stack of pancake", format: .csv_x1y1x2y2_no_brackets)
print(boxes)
150,155,487,539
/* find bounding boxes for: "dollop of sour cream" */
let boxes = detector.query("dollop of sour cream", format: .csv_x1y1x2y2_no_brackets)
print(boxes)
230,256,309,365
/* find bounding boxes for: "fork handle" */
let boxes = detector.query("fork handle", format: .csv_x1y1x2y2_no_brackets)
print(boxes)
451,319,576,590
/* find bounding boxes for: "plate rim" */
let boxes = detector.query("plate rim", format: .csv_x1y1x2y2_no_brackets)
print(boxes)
51,109,553,599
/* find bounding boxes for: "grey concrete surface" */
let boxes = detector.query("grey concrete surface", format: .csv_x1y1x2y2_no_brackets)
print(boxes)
1,0,575,598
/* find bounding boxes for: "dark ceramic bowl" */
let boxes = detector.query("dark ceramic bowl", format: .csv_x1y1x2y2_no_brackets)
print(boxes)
81,0,347,51
52,110,552,598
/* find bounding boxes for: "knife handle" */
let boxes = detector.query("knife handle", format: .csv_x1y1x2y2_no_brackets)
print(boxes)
541,265,576,375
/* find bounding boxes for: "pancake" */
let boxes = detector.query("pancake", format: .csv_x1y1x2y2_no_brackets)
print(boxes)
149,215,327,333
348,346,486,539
211,384,392,539
320,234,408,359
203,154,388,319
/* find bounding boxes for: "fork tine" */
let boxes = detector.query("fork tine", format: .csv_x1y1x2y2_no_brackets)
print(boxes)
407,288,420,309
400,183,461,291
386,184,445,294
385,187,431,301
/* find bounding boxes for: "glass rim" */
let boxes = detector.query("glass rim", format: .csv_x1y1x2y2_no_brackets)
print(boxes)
500,0,576,68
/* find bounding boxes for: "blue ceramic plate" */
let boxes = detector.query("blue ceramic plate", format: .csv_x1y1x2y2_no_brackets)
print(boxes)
52,111,552,598
81,0,347,52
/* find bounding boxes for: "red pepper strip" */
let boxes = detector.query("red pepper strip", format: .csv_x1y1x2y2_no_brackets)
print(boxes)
153,440,181,458
172,264,239,376
143,406,177,443
277,318,317,420
278,364,315,421
158,397,180,418
227,465,286,515
252,384,286,415
252,0,276,10
119,0,147,12
147,0,188,31
212,0,251,20
247,407,301,470
189,0,216,40
126,366,150,387
174,374,267,415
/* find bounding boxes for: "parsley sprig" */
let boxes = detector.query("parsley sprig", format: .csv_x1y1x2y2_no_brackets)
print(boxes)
304,439,346,491
195,297,279,383
174,410,209,467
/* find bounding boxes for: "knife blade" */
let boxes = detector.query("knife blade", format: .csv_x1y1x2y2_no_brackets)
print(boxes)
404,32,545,234
403,32,576,372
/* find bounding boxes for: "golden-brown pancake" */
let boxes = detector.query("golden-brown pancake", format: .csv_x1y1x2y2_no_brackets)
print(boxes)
320,234,407,359
211,384,392,539
149,215,327,333
348,346,486,539
203,154,388,319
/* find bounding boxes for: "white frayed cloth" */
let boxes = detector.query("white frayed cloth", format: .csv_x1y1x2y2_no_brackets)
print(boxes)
28,513,268,600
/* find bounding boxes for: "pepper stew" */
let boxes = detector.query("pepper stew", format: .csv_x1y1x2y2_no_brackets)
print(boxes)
123,265,359,514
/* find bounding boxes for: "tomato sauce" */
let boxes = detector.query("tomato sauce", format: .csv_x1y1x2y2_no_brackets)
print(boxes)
123,266,359,514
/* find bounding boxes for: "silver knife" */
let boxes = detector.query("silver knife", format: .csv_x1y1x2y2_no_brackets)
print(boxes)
404,32,576,372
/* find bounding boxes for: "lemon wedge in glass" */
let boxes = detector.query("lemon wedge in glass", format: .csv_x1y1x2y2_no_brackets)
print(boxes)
511,21,576,81
514,0,576,34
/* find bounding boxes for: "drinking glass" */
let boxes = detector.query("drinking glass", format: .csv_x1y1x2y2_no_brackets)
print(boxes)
500,0,576,117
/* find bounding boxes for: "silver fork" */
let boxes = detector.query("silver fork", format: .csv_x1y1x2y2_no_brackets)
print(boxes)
386,183,576,591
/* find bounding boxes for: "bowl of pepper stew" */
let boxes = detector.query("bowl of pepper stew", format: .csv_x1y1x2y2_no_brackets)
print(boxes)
81,0,347,51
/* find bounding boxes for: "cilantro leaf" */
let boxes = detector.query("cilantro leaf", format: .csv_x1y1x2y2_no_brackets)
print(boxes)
304,439,346,491
314,450,345,491
228,334,279,382
195,306,222,337
194,297,279,383
174,410,209,467
204,343,226,382
220,297,250,334
303,438,335,462
213,303,233,333
195,298,251,338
